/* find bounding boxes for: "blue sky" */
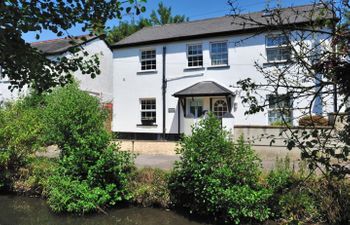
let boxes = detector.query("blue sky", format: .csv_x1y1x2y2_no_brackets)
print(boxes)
22,0,315,43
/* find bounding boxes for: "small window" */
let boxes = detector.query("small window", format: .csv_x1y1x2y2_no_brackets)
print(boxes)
268,94,292,125
266,34,291,62
140,99,156,125
210,42,228,65
140,50,156,71
187,44,203,67
213,99,228,118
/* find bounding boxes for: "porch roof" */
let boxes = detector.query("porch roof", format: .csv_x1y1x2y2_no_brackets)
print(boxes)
173,81,233,97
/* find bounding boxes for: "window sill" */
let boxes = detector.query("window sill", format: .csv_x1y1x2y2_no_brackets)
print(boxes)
207,64,230,69
183,66,205,71
263,60,292,67
137,70,158,75
136,124,158,128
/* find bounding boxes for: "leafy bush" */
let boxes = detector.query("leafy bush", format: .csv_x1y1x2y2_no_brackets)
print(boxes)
46,175,113,214
277,187,320,224
298,115,328,127
41,84,135,213
0,95,44,190
12,157,58,196
267,157,326,224
169,113,271,224
266,156,294,191
129,168,170,208
311,178,350,224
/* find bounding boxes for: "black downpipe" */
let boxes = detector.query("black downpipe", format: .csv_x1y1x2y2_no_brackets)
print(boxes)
162,46,167,140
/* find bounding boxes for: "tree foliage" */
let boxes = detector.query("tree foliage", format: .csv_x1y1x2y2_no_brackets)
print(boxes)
0,0,146,92
106,1,188,44
229,0,350,178
148,2,189,26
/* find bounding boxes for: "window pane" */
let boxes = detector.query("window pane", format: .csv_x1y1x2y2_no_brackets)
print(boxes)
267,35,288,47
141,50,156,71
268,94,292,124
211,42,228,65
140,99,156,123
187,44,203,67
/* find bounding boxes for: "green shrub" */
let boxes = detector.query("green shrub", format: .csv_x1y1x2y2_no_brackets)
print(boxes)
41,84,135,213
267,156,294,191
12,157,58,196
278,187,320,224
42,83,109,153
311,178,350,224
169,113,271,224
0,95,44,190
46,175,113,214
129,168,170,208
266,157,325,224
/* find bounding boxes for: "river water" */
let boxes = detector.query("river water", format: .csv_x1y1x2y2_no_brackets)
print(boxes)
0,195,208,225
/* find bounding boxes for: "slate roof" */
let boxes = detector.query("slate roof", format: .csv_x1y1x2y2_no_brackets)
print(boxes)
173,81,233,97
113,4,333,48
31,35,101,55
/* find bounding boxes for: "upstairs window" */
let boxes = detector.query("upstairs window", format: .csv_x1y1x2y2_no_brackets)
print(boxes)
140,99,156,125
141,50,156,71
268,94,293,125
187,44,203,67
210,42,228,66
266,34,291,63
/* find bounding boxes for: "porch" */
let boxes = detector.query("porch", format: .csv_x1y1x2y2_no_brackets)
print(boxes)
173,81,235,135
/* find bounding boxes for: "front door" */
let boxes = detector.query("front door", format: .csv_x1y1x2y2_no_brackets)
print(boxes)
189,98,203,118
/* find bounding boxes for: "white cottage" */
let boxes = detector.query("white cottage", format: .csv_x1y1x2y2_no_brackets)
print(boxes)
111,4,334,140
0,35,113,104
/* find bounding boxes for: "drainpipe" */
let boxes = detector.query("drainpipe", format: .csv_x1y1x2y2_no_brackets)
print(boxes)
162,46,167,140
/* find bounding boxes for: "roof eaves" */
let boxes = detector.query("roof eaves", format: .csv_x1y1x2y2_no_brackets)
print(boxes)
173,81,233,97
33,35,105,56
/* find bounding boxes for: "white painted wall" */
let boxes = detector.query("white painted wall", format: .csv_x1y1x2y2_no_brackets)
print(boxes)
0,80,24,105
112,32,333,135
0,38,113,105
69,39,113,103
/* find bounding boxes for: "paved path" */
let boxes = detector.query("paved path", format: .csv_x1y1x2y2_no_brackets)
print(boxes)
135,154,180,170
135,154,298,171
38,145,299,171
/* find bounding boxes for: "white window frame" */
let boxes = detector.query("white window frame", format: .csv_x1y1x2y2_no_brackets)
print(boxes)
140,49,156,71
187,43,203,68
212,98,228,118
210,41,228,66
140,98,156,125
265,34,291,63
267,94,293,125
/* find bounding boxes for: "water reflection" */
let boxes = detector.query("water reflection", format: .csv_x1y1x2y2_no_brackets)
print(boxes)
0,195,207,225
